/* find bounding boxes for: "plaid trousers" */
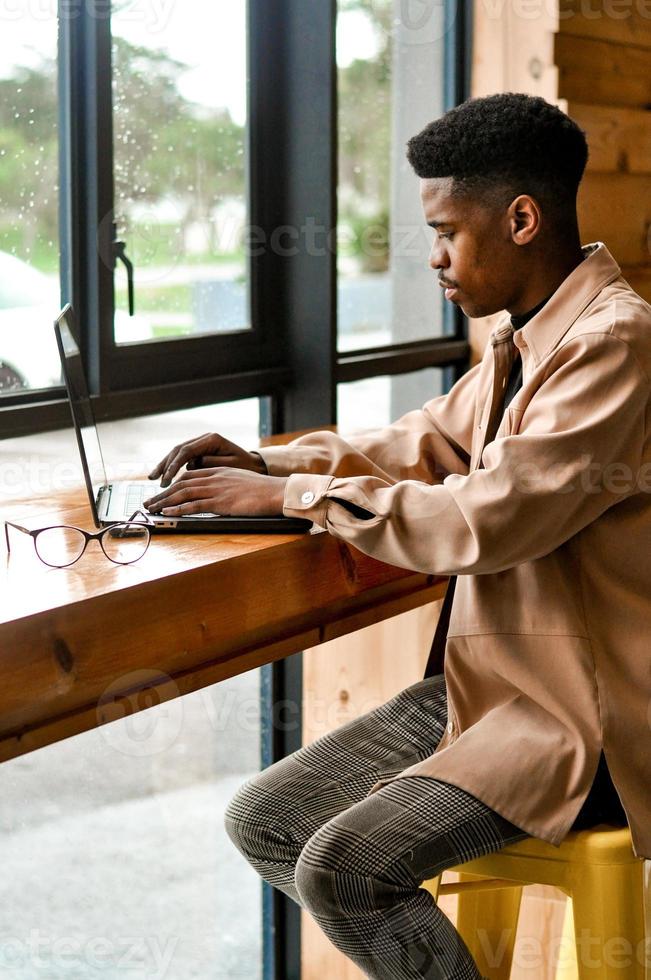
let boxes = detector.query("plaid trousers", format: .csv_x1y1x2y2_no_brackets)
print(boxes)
224,673,530,979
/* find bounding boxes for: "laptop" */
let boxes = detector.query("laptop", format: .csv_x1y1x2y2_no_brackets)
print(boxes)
54,305,312,534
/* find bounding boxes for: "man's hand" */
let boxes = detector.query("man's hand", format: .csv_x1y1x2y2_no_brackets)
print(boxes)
143,467,288,517
148,433,267,488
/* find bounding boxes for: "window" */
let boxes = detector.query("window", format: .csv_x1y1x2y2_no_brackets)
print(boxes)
0,398,264,978
337,0,447,352
333,0,470,429
0,671,263,978
112,1,249,342
0,11,61,395
0,0,469,438
0,0,289,437
0,2,471,975
338,367,445,432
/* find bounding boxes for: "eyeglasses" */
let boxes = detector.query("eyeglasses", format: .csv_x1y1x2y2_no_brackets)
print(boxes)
4,510,153,568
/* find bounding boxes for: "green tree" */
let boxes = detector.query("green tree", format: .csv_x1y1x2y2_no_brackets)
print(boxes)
0,61,59,265
112,36,245,250
0,35,246,270
338,0,392,272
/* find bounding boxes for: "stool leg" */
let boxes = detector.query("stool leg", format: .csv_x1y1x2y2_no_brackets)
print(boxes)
455,874,523,980
570,861,646,979
420,874,442,901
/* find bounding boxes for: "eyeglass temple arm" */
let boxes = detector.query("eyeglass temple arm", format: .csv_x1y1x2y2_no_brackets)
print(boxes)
127,509,153,524
107,510,154,540
4,521,32,556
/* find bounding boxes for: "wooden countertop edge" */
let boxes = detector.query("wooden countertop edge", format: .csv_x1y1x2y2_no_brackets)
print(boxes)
0,580,446,764
0,529,447,762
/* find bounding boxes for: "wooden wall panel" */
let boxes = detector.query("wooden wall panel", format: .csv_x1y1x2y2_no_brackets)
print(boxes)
557,9,651,303
571,103,651,174
555,33,651,107
578,173,651,266
558,0,651,48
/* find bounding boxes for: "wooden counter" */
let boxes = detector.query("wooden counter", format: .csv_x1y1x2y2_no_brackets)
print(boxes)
0,487,446,763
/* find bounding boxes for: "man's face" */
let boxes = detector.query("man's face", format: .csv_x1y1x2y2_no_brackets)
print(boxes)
420,177,521,319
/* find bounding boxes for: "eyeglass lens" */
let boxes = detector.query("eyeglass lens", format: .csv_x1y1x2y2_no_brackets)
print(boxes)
101,522,150,564
33,523,150,567
35,526,87,567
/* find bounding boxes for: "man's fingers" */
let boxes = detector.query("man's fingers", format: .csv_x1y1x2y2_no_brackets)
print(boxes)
149,434,218,486
149,434,246,484
149,444,188,482
144,469,226,507
148,455,172,480
160,450,195,487
186,454,237,471
168,466,223,481
161,498,218,517
160,441,212,486
146,484,217,511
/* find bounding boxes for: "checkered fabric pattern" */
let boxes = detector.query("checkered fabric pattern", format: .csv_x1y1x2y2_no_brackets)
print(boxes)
224,673,530,979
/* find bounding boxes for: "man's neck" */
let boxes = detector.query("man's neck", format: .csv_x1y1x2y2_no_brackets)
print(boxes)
510,292,553,331
507,244,585,318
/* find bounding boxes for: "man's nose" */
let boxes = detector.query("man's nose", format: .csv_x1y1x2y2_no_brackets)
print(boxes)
429,241,449,271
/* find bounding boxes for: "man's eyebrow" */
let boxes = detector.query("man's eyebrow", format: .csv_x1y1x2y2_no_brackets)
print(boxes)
427,220,455,229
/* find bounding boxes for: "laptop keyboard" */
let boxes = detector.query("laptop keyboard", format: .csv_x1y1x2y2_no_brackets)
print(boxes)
126,485,151,514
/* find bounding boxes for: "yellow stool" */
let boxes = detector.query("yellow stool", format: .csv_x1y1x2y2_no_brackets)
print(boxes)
421,824,648,979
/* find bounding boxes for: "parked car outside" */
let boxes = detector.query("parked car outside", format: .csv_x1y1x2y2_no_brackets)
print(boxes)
0,251,152,392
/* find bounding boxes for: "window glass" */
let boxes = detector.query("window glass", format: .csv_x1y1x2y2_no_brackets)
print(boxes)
338,367,445,431
0,399,263,977
0,11,60,393
112,1,249,343
337,0,447,351
0,671,263,978
0,399,259,501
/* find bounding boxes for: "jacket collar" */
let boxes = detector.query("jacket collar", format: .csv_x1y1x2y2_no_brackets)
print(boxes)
488,242,622,368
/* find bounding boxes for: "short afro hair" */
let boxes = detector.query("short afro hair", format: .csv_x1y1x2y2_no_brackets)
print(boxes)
407,93,588,217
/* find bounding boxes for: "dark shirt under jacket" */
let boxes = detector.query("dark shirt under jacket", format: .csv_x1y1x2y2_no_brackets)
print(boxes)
424,294,627,831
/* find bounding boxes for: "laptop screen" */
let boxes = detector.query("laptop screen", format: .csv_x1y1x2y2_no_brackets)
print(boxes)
54,306,109,526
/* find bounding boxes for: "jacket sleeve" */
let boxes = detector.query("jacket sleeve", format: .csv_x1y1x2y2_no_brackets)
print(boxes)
255,361,482,485
281,333,650,575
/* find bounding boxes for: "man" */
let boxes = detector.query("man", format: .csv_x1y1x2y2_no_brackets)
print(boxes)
146,94,650,978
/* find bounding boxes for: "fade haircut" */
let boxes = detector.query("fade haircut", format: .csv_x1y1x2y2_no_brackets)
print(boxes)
407,92,588,223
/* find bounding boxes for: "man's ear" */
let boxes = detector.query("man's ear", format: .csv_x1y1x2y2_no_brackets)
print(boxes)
507,194,541,245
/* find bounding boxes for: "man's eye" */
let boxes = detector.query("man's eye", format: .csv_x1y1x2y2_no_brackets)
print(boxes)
439,232,453,240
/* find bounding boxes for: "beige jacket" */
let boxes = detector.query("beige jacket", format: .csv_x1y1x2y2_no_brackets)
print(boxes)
258,243,651,859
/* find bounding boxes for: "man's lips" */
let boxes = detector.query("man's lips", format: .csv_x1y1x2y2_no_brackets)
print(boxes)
439,280,459,299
